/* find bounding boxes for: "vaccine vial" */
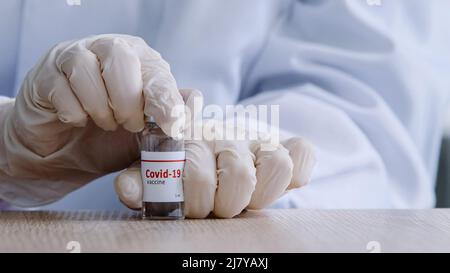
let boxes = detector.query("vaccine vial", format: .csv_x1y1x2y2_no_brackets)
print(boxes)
139,117,185,220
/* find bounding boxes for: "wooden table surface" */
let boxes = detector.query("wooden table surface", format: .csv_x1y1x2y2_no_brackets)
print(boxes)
0,209,449,253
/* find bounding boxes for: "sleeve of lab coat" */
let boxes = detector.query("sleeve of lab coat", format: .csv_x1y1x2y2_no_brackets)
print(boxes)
241,0,450,208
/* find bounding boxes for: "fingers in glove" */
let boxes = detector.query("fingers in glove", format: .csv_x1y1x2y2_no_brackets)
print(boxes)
248,143,293,209
136,40,185,138
183,140,217,218
58,44,117,131
47,74,88,128
282,137,317,190
90,37,145,132
214,140,257,218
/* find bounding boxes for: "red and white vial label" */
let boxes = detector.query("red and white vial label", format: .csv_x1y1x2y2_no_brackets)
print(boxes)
141,151,185,203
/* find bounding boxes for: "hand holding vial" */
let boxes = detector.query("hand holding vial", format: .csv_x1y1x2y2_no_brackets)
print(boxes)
115,89,317,219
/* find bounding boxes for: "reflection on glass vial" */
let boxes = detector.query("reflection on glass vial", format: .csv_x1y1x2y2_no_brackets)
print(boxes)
139,118,185,220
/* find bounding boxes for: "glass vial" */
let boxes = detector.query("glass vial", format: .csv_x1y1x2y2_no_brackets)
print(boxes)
140,117,185,220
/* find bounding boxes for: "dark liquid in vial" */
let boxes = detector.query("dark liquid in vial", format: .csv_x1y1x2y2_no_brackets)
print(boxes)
140,121,185,220
142,202,184,220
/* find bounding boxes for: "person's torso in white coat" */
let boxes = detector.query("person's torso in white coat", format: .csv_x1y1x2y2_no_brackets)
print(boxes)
1,0,450,210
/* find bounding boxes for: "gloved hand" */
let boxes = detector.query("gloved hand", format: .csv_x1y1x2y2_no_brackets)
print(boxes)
115,89,317,219
0,34,185,207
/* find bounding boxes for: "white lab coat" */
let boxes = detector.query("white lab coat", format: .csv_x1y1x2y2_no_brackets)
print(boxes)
0,0,449,210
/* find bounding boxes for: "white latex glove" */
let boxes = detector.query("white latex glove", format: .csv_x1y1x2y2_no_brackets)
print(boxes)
115,89,317,219
0,34,185,207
